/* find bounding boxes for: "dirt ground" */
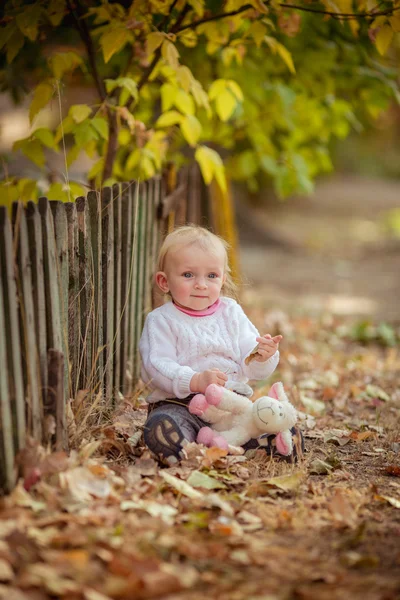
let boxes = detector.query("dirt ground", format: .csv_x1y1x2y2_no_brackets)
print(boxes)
1,175,400,600
238,175,400,322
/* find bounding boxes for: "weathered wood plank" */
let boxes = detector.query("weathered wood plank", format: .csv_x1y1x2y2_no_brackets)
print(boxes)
134,183,147,381
150,178,162,308
0,206,25,451
120,183,133,395
113,183,122,394
47,349,67,451
101,187,114,401
87,191,103,391
65,202,79,398
187,163,202,225
12,202,42,440
126,183,139,396
50,201,70,399
38,197,63,429
0,221,16,493
26,201,47,405
76,196,93,390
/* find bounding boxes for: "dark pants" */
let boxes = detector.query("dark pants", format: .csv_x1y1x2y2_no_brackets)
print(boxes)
144,396,304,463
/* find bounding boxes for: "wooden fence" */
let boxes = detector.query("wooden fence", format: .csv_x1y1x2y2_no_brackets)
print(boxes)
0,164,239,494
0,176,170,493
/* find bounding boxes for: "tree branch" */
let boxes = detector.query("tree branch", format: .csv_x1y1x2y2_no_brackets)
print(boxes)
176,1,400,32
137,3,191,92
66,0,106,101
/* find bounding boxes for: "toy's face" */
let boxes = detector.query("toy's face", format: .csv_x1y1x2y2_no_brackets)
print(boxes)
253,397,296,432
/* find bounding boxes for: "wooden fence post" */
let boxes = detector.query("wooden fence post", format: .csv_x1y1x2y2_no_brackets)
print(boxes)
87,191,103,392
0,225,16,493
113,183,122,394
0,206,25,452
120,183,133,394
76,196,94,390
26,201,47,406
127,183,139,396
65,202,79,397
47,349,67,451
50,201,70,399
101,187,114,401
12,203,42,440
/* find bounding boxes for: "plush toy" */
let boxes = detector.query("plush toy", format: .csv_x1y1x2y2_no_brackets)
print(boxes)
188,381,298,456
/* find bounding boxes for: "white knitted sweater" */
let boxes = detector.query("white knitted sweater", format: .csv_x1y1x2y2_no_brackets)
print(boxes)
139,297,279,402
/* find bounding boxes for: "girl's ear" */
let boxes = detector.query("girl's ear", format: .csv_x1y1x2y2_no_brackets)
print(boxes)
155,271,169,293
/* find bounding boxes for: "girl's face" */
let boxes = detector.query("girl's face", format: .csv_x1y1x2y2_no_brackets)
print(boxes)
156,243,227,310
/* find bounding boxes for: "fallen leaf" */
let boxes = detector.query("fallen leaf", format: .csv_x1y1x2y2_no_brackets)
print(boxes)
160,471,203,499
385,465,400,477
0,559,13,582
309,459,334,475
299,393,326,415
266,472,304,492
187,470,226,490
59,467,111,502
375,494,400,509
328,489,358,528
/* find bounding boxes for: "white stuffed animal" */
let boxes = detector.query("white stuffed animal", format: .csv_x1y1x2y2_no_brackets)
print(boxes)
188,381,298,456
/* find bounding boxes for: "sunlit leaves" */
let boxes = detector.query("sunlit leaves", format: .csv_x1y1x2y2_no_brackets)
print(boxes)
50,52,83,80
375,25,394,56
265,36,296,73
209,79,243,121
156,111,183,127
100,28,132,63
13,138,45,168
180,115,202,146
195,146,226,192
70,105,92,124
29,82,55,124
162,40,180,68
105,78,138,106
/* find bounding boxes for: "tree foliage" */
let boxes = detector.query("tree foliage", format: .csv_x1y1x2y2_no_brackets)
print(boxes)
1,0,400,202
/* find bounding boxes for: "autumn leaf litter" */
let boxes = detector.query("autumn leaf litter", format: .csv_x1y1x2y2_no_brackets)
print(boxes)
1,307,400,600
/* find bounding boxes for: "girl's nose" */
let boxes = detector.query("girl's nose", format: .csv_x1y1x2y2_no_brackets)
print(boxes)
195,278,207,289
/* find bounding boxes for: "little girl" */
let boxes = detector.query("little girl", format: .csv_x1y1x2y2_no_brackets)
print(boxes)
139,225,303,464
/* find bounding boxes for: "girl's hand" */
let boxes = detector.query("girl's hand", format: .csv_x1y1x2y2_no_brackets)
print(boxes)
253,334,282,362
190,369,228,393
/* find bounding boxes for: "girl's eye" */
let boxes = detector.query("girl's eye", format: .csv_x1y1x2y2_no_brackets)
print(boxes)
183,272,193,278
208,273,218,279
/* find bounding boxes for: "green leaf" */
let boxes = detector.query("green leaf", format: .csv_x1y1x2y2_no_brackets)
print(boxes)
91,117,109,140
50,52,83,80
100,28,131,63
13,138,45,168
146,32,165,56
216,89,237,122
161,83,178,112
70,104,92,124
6,27,25,63
155,110,183,128
105,77,138,105
375,25,393,56
16,5,42,41
180,115,202,146
47,0,67,26
30,82,55,124
66,145,80,167
32,128,55,149
174,89,195,115
88,157,105,180
73,121,96,147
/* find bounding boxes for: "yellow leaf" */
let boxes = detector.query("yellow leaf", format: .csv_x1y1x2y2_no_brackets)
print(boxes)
375,24,393,55
249,0,269,13
70,104,92,124
389,13,400,32
247,21,267,47
208,79,227,101
161,40,180,68
174,89,195,115
187,0,204,17
147,31,165,56
176,66,193,92
195,145,223,186
275,41,296,74
214,164,227,193
50,52,83,80
178,30,198,48
226,80,243,102
155,110,183,128
101,28,131,63
180,115,202,146
29,82,54,124
161,83,178,111
349,18,360,36
216,89,237,121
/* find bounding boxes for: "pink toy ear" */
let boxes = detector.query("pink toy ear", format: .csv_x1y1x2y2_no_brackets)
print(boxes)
197,426,214,446
275,432,291,456
189,394,207,416
268,382,281,400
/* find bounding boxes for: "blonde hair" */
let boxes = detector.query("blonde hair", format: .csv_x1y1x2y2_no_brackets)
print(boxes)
157,225,238,299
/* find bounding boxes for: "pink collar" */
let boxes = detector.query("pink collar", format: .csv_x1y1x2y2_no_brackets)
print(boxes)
173,298,221,317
